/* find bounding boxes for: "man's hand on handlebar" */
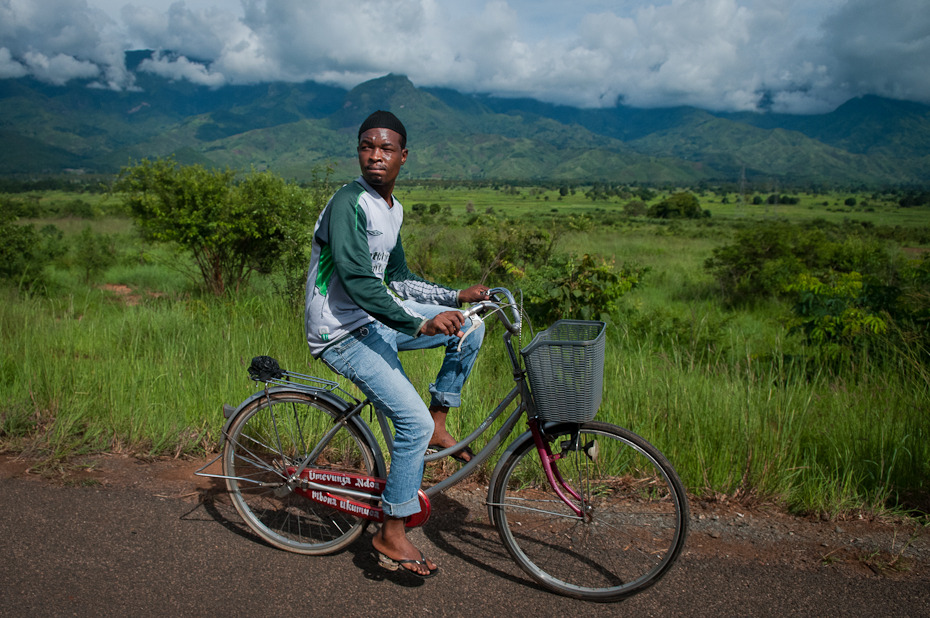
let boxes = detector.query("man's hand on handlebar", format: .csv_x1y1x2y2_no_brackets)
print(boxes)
458,284,491,304
420,311,466,337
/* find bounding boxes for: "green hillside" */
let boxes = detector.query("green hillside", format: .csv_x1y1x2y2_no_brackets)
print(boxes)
2,68,929,186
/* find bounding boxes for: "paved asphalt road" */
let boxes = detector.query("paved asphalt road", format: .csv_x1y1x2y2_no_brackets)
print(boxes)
1,477,928,617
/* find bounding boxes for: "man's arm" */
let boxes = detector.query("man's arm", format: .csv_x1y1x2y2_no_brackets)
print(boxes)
385,235,460,306
327,197,425,336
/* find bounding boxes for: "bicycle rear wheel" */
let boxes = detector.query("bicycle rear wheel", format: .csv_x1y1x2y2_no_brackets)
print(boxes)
488,421,688,601
223,390,381,555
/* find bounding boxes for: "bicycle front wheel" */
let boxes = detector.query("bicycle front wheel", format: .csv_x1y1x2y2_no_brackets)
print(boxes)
488,421,689,602
223,390,381,555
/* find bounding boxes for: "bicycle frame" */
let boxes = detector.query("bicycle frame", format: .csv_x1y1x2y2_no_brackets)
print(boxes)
288,389,587,526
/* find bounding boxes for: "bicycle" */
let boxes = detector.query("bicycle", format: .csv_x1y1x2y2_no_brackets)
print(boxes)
196,287,688,602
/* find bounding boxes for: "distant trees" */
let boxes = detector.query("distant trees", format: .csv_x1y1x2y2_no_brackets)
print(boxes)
899,191,930,207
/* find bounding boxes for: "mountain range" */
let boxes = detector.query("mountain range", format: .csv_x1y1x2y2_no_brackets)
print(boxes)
2,55,929,187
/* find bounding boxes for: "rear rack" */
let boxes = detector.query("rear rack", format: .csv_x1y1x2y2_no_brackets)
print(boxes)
252,369,357,401
246,355,357,402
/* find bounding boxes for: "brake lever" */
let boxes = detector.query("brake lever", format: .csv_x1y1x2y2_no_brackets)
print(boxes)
456,314,484,353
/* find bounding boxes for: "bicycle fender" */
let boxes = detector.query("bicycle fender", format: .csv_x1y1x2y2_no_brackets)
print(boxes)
220,386,349,433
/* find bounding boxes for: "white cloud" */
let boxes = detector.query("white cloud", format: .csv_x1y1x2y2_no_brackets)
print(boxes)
0,47,28,79
1,0,928,113
139,52,226,87
22,51,100,85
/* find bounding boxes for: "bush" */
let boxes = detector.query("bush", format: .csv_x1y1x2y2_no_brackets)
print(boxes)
784,271,886,363
623,200,648,217
0,209,64,292
61,199,97,218
468,214,556,283
648,192,709,219
704,221,892,306
73,226,117,283
708,221,930,367
522,254,646,325
704,222,812,304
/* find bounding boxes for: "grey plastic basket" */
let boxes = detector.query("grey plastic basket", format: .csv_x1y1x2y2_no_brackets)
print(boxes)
520,320,606,423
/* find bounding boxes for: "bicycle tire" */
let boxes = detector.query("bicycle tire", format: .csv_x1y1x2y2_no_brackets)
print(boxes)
488,421,689,601
223,389,382,555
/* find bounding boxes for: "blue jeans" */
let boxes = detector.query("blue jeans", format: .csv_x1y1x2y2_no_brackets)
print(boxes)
319,301,485,518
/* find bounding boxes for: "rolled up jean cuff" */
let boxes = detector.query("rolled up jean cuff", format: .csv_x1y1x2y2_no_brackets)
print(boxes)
381,493,422,519
428,386,461,409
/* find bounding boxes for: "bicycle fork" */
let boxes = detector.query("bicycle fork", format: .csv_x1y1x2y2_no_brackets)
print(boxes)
528,419,591,520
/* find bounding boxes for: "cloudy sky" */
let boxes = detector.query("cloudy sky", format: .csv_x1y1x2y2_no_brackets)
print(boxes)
1,0,928,114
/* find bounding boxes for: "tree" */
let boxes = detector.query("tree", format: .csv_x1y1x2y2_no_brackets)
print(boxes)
114,158,311,296
648,192,708,219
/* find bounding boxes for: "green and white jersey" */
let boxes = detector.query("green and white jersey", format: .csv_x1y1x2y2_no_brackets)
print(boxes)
304,177,458,357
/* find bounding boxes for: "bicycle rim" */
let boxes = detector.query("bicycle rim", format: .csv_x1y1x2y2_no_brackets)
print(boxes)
223,390,379,555
490,421,689,601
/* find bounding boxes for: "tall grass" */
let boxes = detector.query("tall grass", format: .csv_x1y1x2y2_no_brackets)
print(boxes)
1,287,311,457
596,321,928,514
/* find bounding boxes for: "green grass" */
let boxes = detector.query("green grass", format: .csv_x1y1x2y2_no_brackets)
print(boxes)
2,186,929,518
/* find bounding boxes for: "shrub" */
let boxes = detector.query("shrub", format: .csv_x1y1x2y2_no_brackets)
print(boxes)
623,200,648,217
784,271,887,363
648,192,709,219
522,254,646,325
704,222,811,304
73,226,117,283
468,215,556,283
0,209,64,292
704,221,893,306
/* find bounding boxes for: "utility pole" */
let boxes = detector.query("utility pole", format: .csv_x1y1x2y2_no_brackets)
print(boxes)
736,166,746,217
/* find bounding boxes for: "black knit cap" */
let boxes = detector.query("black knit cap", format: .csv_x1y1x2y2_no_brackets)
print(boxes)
358,110,407,145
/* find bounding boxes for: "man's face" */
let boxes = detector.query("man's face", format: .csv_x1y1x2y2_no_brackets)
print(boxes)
357,128,407,189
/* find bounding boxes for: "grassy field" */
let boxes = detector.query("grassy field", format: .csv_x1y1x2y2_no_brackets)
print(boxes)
2,184,928,518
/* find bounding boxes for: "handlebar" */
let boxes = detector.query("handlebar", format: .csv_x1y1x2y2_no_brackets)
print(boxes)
461,287,521,334
457,287,522,352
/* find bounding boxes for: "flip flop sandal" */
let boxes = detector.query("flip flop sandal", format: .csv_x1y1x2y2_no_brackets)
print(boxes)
376,550,439,579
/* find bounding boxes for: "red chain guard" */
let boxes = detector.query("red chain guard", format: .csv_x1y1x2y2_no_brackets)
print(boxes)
287,466,430,528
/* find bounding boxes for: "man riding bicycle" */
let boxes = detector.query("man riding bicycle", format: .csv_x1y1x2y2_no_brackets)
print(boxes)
304,110,489,577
